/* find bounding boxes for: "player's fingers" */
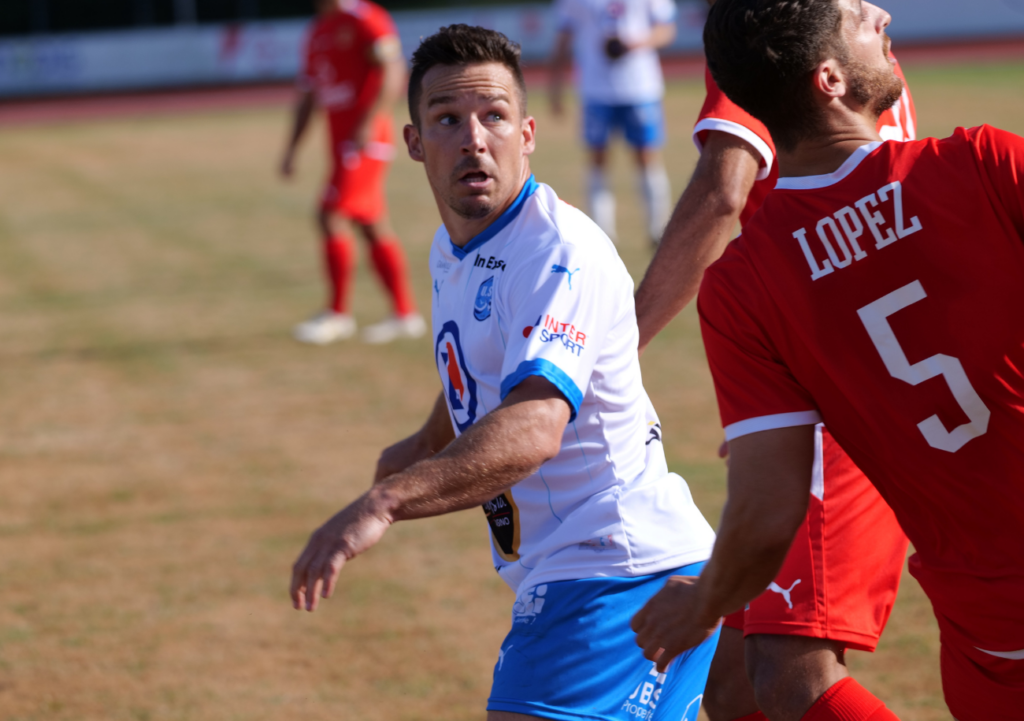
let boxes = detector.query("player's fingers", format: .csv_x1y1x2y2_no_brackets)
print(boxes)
629,605,649,634
321,555,346,599
290,554,312,610
306,568,325,612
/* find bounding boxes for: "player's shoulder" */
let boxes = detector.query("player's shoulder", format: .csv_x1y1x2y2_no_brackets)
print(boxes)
519,182,617,258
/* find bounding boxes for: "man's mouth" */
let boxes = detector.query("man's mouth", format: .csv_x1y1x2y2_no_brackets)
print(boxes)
459,170,491,186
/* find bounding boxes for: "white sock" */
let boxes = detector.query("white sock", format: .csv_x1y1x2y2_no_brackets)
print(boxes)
588,167,617,241
640,163,672,244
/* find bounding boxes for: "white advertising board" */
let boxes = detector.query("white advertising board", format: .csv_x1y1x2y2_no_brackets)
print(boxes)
1,0,1023,98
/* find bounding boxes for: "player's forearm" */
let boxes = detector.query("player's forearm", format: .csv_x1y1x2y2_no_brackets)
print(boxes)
642,23,676,51
635,179,741,352
635,133,759,352
369,58,405,118
285,91,316,152
368,385,568,522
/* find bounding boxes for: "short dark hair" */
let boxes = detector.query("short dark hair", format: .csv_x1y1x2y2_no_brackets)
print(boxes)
407,24,527,128
704,0,848,151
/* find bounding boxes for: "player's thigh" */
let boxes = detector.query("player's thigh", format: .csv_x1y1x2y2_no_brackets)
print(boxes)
582,102,614,151
487,563,718,721
622,101,665,152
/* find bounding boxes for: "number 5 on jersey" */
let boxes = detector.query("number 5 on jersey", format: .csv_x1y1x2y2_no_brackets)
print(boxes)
857,280,990,453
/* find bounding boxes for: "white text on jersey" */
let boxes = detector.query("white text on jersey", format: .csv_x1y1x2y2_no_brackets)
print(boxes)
793,180,922,281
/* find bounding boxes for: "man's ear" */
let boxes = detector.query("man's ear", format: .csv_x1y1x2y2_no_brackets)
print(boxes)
404,123,424,163
811,57,847,102
522,115,537,157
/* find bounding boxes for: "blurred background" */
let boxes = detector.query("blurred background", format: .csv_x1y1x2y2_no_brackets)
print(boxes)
1,2,1023,720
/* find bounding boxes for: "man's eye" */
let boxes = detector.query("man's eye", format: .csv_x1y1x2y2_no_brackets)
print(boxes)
488,112,504,121
439,115,457,126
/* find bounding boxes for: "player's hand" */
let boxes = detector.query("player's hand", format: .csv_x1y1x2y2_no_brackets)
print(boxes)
374,433,428,484
290,494,392,612
630,575,721,673
352,118,373,151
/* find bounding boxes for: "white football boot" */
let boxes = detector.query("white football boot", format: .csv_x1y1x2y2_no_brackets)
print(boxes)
361,313,427,344
292,311,356,345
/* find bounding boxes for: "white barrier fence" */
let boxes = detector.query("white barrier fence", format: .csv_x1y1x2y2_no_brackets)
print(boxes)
1,0,1023,98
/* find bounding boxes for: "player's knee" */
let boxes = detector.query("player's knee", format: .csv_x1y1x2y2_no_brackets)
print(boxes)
746,635,848,721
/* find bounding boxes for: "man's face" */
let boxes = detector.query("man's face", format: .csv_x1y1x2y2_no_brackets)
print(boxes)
405,62,535,222
837,0,904,115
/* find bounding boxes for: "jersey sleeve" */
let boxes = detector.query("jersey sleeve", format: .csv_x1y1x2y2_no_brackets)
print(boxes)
969,124,1024,235
694,68,776,181
362,4,397,42
648,0,677,24
698,249,822,440
497,243,617,422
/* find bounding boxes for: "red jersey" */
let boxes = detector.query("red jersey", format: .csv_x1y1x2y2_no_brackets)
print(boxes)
698,126,1024,651
300,0,397,145
693,59,917,226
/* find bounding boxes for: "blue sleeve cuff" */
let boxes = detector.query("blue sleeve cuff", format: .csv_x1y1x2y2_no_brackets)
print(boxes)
500,359,583,422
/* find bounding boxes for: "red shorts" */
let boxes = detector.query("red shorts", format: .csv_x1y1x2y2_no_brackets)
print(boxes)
941,639,1024,720
723,425,908,652
321,114,394,223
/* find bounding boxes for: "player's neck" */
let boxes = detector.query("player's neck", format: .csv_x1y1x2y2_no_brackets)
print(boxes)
777,114,882,179
443,164,532,248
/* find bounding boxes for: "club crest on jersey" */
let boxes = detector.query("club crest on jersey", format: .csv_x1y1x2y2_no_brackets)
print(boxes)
473,276,494,321
435,321,478,432
550,265,581,289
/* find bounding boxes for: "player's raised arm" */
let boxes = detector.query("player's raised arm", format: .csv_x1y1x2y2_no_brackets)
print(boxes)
548,28,573,118
634,130,759,353
632,425,814,671
290,376,570,612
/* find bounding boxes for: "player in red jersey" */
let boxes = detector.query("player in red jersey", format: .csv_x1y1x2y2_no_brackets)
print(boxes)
633,2,913,719
280,0,424,345
631,1,1024,719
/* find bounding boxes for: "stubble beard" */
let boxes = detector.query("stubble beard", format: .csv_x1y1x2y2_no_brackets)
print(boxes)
845,36,904,117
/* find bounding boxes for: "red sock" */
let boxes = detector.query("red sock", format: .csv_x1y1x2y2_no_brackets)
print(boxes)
369,239,416,316
801,678,900,721
731,713,768,721
324,235,355,314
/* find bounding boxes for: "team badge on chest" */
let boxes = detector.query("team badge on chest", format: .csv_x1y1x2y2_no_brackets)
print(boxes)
473,276,495,321
435,321,478,432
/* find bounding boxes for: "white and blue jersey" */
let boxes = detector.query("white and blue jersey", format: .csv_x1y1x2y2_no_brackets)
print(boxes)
429,176,715,596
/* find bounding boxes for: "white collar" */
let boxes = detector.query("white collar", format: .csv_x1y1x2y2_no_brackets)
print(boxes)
775,142,883,190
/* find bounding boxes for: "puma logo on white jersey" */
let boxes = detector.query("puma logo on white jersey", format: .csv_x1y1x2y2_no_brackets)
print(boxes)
768,579,801,609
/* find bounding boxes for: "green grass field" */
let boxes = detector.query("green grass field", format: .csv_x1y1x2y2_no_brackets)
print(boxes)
2,59,1023,720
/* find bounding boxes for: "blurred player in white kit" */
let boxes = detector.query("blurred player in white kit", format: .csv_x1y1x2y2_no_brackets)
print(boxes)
550,0,677,245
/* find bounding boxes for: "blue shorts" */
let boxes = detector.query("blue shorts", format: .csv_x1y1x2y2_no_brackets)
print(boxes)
583,101,665,150
487,562,718,721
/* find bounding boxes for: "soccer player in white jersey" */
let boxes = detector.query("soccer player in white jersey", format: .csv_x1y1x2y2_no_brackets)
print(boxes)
291,24,719,721
550,0,676,244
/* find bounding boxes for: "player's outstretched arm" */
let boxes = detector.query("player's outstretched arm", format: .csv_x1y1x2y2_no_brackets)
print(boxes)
634,130,760,353
631,425,814,671
374,392,455,483
290,376,569,612
280,89,316,178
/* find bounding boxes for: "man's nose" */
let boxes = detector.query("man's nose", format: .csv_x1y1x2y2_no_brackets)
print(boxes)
461,115,487,154
866,2,891,32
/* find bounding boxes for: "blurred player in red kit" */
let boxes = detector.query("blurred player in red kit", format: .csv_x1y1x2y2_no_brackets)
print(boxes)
631,1,1024,719
280,0,424,345
633,0,915,718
